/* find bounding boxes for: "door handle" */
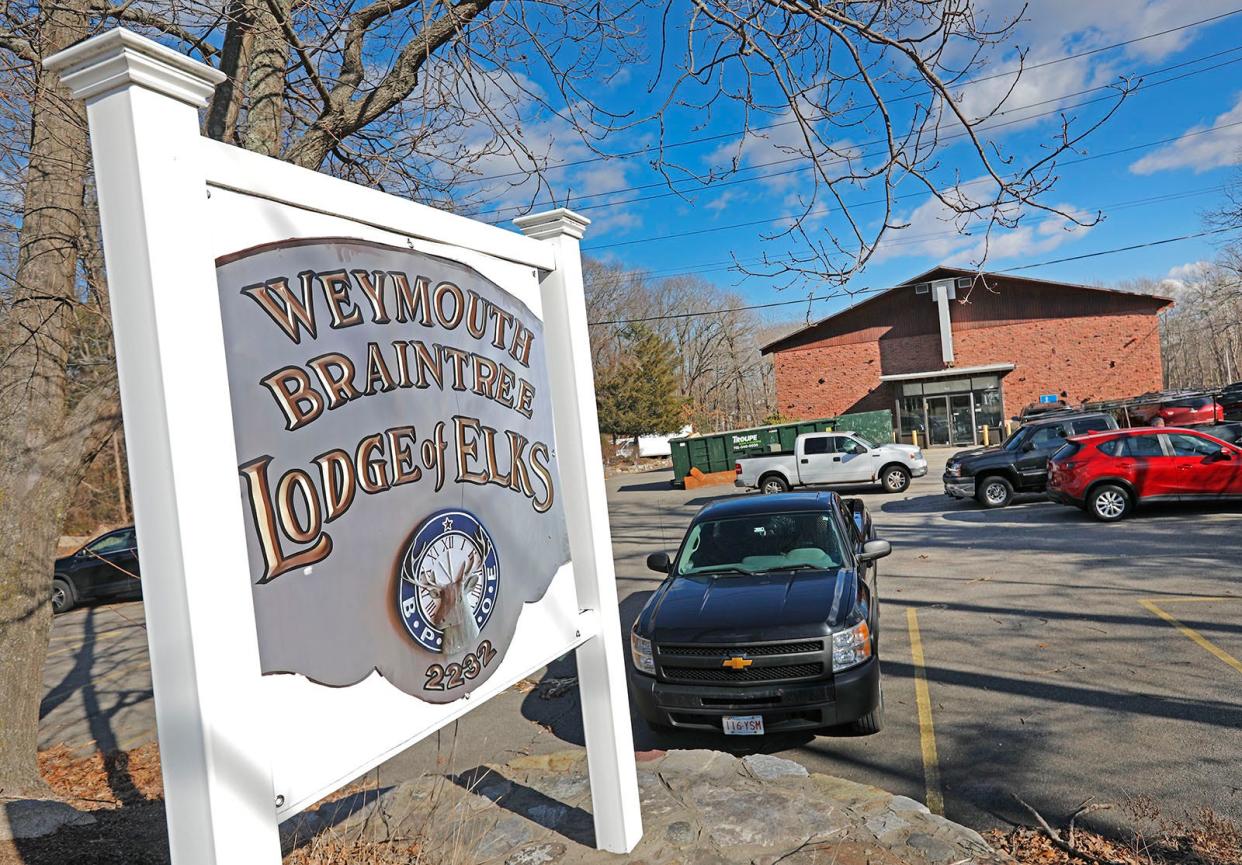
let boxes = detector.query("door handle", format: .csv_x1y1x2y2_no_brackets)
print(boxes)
801,458,809,464
832,456,842,462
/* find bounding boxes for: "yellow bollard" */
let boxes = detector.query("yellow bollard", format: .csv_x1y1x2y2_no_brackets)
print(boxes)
981,425,990,446
1005,420,1013,437
912,429,919,448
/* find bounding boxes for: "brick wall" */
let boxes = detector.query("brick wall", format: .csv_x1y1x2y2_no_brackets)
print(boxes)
771,302,1165,420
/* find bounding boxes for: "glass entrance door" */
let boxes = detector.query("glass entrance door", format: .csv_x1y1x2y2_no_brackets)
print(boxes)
949,394,975,446
925,397,951,446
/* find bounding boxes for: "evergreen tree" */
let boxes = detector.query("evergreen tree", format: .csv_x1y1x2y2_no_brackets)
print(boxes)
596,325,685,459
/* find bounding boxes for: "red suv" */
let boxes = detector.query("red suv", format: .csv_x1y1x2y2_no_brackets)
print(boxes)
1133,395,1224,427
1047,427,1242,521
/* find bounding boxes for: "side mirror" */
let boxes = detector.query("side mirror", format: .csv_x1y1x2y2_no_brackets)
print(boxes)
1208,449,1233,462
858,539,891,563
646,552,671,573
1022,441,1037,452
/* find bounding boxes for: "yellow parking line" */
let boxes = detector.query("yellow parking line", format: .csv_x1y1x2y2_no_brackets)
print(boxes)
1139,600,1242,676
1141,596,1232,603
906,608,944,816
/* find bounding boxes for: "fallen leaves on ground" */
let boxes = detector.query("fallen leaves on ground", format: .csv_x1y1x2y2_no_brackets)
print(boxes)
986,805,1242,865
37,742,163,808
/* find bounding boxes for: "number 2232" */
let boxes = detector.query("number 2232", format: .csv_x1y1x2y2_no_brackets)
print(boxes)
423,640,497,691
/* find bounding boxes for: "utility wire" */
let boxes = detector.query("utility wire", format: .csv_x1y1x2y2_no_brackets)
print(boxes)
473,44,1242,221
586,227,1238,326
637,185,1226,281
582,120,1242,252
457,7,1242,187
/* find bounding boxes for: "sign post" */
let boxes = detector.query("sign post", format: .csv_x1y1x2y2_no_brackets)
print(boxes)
46,28,641,864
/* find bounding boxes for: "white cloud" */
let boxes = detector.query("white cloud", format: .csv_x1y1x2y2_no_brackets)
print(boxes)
1129,93,1242,174
951,0,1239,134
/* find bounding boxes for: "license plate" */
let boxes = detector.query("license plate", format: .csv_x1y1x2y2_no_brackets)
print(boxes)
722,715,764,736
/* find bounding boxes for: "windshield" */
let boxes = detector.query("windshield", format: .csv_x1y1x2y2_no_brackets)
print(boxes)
675,511,846,576
851,435,876,450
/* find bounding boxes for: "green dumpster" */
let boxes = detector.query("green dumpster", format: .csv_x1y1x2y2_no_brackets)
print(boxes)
669,417,837,486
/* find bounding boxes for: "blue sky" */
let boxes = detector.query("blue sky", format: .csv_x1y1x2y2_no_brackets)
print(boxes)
468,1,1242,325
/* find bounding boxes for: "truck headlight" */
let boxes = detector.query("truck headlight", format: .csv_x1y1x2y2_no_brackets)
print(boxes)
832,620,872,671
946,462,961,477
630,629,655,675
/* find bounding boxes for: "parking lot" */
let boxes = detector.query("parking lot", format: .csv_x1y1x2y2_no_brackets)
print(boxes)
41,449,1242,833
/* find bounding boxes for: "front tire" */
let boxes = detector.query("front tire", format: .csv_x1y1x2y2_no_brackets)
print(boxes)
1089,484,1132,522
51,577,74,615
759,474,790,494
976,475,1014,508
880,465,911,494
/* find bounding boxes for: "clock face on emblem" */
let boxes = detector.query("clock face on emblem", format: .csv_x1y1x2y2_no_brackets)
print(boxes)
396,510,500,653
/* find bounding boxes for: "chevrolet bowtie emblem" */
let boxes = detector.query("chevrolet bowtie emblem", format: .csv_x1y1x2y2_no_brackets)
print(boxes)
722,656,753,670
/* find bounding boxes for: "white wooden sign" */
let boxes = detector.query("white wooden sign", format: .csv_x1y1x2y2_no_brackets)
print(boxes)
46,28,642,864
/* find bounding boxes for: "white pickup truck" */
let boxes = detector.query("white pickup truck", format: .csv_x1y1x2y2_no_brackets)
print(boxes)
735,431,928,494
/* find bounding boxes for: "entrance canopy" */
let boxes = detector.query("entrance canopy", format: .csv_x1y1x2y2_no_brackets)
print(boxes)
879,362,1015,382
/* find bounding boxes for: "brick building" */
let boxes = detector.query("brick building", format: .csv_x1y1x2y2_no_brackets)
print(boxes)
762,266,1172,447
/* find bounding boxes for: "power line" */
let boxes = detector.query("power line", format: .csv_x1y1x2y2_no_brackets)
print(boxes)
458,7,1242,187
637,185,1227,281
582,119,1242,252
473,44,1242,221
586,227,1238,326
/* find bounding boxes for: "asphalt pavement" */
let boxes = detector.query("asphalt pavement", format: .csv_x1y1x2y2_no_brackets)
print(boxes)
41,448,1242,834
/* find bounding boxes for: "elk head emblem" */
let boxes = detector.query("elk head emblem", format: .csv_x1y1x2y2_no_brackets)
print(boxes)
415,538,484,655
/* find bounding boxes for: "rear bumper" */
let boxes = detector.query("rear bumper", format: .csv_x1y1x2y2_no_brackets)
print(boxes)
629,657,880,733
1046,487,1084,507
943,476,975,499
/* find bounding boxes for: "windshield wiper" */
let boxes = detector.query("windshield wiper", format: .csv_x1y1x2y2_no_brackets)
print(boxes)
753,563,824,574
684,565,757,576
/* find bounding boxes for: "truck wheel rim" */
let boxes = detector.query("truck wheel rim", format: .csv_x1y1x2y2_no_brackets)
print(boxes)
886,470,906,490
51,586,65,611
1095,490,1124,518
985,482,1007,504
763,480,782,494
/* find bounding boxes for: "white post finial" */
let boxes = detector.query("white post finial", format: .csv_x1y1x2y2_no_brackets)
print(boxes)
44,28,224,107
514,207,591,241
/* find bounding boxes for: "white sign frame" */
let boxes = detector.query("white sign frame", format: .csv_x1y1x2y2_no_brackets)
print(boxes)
46,28,642,864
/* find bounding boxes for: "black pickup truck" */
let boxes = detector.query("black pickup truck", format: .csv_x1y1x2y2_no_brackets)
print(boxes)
943,410,1117,507
628,492,890,736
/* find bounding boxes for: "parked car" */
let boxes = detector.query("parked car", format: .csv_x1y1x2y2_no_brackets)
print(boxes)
52,526,141,614
1047,427,1242,521
1218,381,1242,421
1132,395,1224,427
735,431,927,495
943,411,1117,508
629,492,890,736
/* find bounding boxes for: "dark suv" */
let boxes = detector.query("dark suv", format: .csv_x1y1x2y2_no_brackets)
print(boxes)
943,411,1118,508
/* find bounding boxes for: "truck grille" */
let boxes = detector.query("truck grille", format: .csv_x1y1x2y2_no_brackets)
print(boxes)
659,640,823,657
662,663,823,683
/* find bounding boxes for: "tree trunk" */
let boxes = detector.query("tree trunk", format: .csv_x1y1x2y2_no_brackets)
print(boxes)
0,1,106,798
241,0,289,157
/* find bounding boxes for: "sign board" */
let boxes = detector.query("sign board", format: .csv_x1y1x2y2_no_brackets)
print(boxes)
1039,394,1060,404
47,28,641,865
218,238,570,701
